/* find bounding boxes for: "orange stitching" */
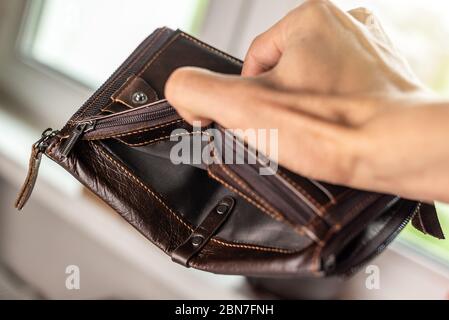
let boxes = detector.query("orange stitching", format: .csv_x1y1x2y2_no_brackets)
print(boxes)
100,101,129,114
115,32,242,104
211,153,325,242
113,79,159,108
207,169,287,227
217,163,285,221
89,120,349,242
50,132,321,255
310,194,377,271
90,141,294,254
179,33,242,66
137,34,181,78
209,146,286,222
91,142,194,232
321,189,351,210
95,130,325,243
86,119,184,140
205,135,291,234
211,238,298,254
277,170,324,214
277,172,355,226
117,131,204,147
72,28,169,122
72,30,240,124
113,35,181,100
49,132,323,254
310,223,342,273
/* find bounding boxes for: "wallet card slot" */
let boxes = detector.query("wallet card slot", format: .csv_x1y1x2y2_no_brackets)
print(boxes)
277,169,349,207
96,139,312,251
320,197,413,275
211,125,344,219
216,128,322,221
207,127,333,243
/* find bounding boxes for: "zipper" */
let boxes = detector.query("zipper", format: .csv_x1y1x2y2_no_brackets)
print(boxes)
15,128,59,210
214,127,345,227
61,101,178,158
17,101,178,208
343,206,415,277
329,200,418,277
61,122,95,158
86,104,177,131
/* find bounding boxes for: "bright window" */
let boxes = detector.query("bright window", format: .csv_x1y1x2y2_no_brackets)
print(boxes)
22,0,208,87
335,0,449,263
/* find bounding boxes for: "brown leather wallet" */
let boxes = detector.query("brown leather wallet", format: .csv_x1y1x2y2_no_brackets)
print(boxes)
15,28,445,277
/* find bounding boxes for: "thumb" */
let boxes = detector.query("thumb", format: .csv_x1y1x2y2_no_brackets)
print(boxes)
165,67,260,128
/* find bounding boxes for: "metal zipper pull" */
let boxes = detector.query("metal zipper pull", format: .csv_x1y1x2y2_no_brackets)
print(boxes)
15,128,59,210
61,121,96,158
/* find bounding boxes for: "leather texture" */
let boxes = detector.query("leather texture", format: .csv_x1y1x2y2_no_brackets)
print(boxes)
16,27,445,277
110,75,159,110
172,196,235,266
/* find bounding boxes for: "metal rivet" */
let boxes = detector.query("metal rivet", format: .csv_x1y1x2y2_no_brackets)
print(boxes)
191,235,204,247
131,92,148,105
216,204,228,215
216,197,233,214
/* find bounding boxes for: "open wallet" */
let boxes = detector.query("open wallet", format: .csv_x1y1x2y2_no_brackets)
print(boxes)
15,27,445,277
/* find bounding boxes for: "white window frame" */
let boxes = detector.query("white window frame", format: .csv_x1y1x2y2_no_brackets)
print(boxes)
0,0,91,128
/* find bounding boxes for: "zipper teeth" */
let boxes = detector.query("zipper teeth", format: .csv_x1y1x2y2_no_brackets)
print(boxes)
344,203,418,276
221,128,331,224
62,104,177,157
95,108,177,129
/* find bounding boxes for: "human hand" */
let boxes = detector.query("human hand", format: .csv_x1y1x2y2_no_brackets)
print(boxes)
165,0,449,203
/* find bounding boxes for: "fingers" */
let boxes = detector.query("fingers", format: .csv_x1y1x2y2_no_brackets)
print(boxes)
165,67,215,125
166,66,381,130
241,0,349,78
241,21,285,77
165,66,362,186
166,66,269,128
